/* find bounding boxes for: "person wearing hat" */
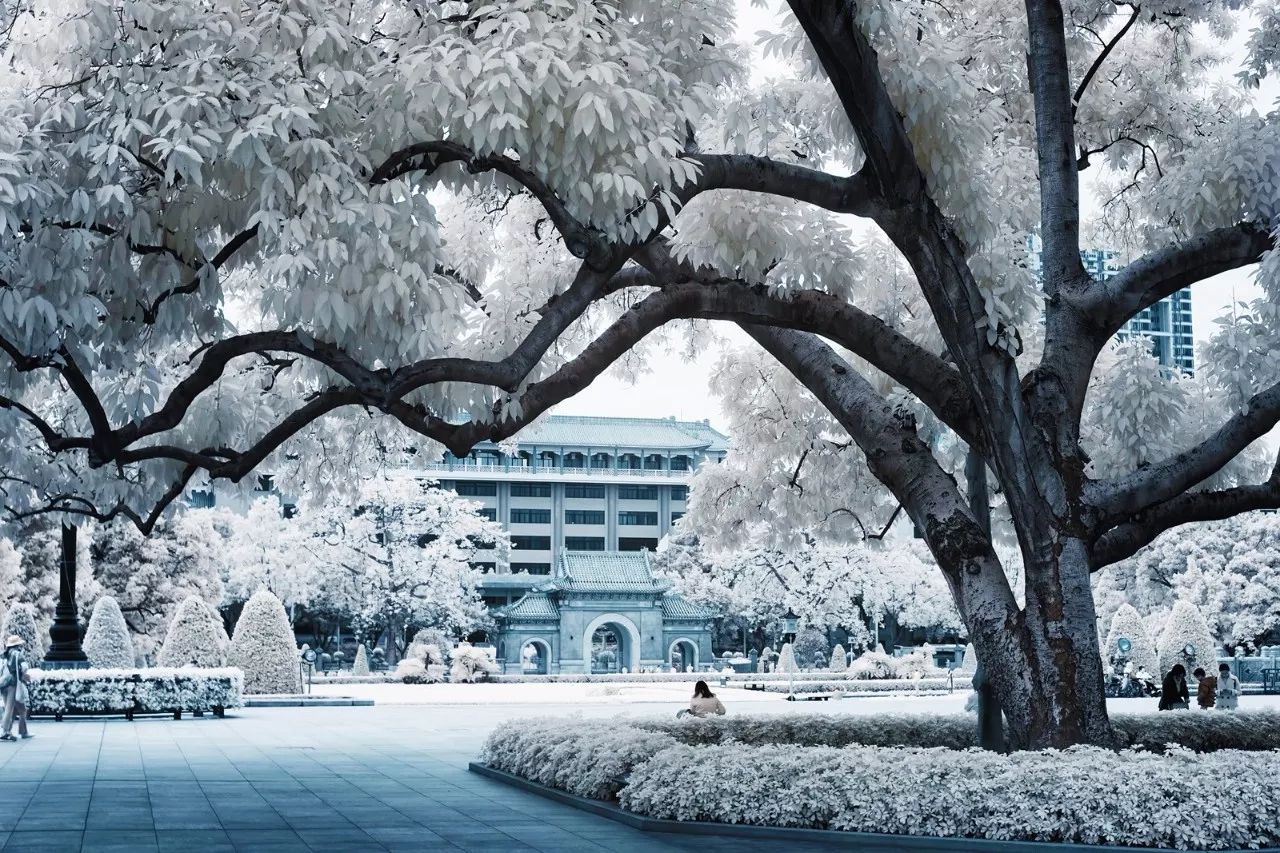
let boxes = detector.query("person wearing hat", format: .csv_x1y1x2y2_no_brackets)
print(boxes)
0,635,31,741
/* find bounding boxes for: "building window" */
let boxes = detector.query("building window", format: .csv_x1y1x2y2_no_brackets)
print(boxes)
510,509,551,524
670,512,684,524
189,490,216,508
510,483,552,497
477,507,497,521
619,485,658,500
565,537,606,551
512,562,552,575
619,537,658,551
255,474,274,492
565,510,605,525
670,456,691,471
670,486,689,501
482,596,507,608
618,511,658,526
565,484,606,499
512,536,551,551
282,503,297,519
564,452,586,468
455,481,498,497
473,562,497,573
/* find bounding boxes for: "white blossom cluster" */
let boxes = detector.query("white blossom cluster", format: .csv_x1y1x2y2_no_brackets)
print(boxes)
27,668,243,715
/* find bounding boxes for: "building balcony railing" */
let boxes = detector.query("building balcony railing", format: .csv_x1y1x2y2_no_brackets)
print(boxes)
419,460,692,479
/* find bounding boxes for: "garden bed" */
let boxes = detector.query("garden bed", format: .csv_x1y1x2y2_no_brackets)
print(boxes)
478,713,1280,850
490,670,954,684
28,668,244,720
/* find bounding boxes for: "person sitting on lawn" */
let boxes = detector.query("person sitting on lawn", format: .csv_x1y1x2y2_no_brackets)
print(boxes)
684,680,726,718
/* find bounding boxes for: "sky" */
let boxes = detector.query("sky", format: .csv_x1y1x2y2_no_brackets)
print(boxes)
556,3,1278,434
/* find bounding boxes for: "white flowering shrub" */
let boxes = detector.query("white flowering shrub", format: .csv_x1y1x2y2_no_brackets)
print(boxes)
449,643,498,683
1157,600,1219,676
229,590,298,694
27,668,243,715
83,597,136,669
618,742,1280,849
828,643,847,672
1,602,42,659
411,628,453,663
352,644,371,675
760,679,951,695
480,718,676,800
847,649,948,680
158,596,230,668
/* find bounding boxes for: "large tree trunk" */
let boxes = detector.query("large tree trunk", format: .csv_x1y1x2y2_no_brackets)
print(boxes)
965,539,1114,750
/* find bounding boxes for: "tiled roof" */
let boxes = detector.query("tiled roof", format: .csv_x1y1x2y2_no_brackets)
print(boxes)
496,592,559,621
486,415,729,453
554,551,670,593
661,594,718,620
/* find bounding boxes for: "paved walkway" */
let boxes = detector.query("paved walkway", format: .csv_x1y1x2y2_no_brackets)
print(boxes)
0,703,840,852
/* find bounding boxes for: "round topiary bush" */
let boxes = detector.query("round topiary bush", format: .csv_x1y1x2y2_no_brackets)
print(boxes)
229,590,298,694
1157,600,1217,677
83,596,135,668
158,596,230,668
1,602,42,660
352,643,370,675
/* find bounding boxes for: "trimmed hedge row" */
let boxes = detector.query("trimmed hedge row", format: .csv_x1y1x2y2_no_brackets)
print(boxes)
28,668,244,719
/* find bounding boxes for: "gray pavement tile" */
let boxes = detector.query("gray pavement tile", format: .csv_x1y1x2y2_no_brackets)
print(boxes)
81,830,160,853
155,830,234,853
224,829,312,852
2,831,84,853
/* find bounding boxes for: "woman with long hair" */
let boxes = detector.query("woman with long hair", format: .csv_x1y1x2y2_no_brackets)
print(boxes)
686,679,726,718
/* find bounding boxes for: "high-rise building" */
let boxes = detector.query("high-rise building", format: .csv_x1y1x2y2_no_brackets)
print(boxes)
1029,236,1194,373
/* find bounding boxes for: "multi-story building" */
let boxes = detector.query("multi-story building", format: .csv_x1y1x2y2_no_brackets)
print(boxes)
419,414,729,604
420,414,728,673
1029,236,1194,373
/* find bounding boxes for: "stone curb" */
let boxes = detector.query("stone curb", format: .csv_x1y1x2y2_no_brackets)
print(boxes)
468,762,1279,852
245,696,374,707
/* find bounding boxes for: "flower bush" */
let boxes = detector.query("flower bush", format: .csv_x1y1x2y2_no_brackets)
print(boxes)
847,648,948,680
618,742,1280,849
27,668,243,715
83,596,135,668
228,590,298,694
158,596,230,668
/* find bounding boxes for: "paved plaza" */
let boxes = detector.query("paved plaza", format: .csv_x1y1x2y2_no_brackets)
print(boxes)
0,702,841,853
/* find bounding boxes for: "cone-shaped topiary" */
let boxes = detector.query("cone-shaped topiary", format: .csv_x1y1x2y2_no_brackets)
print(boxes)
158,596,230,668
352,643,370,675
1105,603,1158,676
1157,600,1218,677
829,643,847,672
962,643,977,671
83,596,135,668
229,590,297,694
1,602,41,660
776,642,797,674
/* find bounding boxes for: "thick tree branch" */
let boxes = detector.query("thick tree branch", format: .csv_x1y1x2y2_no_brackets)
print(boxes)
1025,0,1086,288
681,154,879,217
1092,454,1280,568
1093,381,1280,520
370,140,612,269
1084,222,1272,341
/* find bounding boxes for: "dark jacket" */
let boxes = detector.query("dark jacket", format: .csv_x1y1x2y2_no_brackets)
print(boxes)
1158,671,1189,710
1196,675,1217,709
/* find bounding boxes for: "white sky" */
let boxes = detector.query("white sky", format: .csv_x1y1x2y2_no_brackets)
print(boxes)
555,4,1278,433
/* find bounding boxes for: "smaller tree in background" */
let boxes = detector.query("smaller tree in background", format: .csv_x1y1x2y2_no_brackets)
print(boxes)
829,643,847,672
775,643,797,675
793,627,829,670
352,644,371,675
230,590,298,694
1,603,41,660
1104,604,1159,676
158,596,231,668
449,643,498,683
1157,600,1218,677
83,597,135,668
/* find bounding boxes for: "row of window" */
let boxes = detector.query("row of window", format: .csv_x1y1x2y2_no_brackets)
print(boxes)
508,510,662,525
509,536,661,552
454,482,689,500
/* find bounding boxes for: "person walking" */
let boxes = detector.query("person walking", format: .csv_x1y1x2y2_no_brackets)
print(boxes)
0,635,31,741
1158,664,1189,711
1193,667,1217,709
685,680,726,718
1215,662,1241,711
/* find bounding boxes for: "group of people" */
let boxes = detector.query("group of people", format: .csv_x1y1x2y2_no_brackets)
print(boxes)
1159,662,1241,711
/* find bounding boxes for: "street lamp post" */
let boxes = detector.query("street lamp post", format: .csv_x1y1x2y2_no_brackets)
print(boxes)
782,609,798,700
44,523,88,667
